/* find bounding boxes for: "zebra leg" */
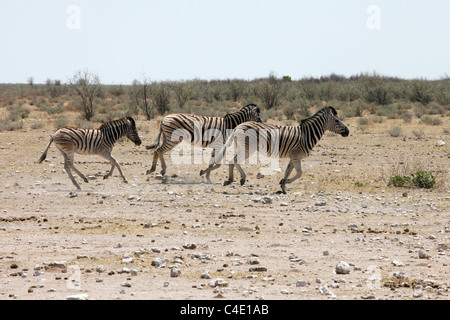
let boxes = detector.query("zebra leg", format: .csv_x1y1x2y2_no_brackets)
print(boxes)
101,152,128,183
236,163,247,186
201,149,220,183
61,153,82,190
223,163,235,186
279,161,294,193
146,151,159,175
159,152,167,176
279,159,302,194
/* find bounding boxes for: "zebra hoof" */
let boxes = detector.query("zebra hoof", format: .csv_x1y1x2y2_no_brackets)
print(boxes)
103,175,109,180
199,169,205,176
240,178,246,186
146,169,155,175
223,180,232,186
83,178,89,183
161,169,166,175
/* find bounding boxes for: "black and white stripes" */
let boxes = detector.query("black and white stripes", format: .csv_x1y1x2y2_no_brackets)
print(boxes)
145,104,261,182
38,117,141,190
201,106,349,194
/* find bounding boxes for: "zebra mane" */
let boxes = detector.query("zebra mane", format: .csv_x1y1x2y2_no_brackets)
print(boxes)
223,104,260,129
300,106,336,126
99,118,130,131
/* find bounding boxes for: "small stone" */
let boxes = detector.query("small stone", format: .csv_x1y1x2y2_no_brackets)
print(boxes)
394,272,409,279
151,258,166,268
247,257,260,265
170,268,181,277
392,260,404,267
208,279,228,287
96,266,105,273
315,199,327,206
121,257,134,264
201,272,211,279
249,267,267,272
121,282,132,287
182,243,197,250
335,261,351,274
413,290,423,298
418,249,430,259
296,280,307,287
319,285,336,298
67,294,88,300
69,192,78,198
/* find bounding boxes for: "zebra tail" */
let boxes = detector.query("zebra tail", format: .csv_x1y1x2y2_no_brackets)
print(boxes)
145,126,162,150
38,136,54,164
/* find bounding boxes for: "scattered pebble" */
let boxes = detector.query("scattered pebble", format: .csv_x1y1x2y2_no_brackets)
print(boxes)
67,294,88,300
335,261,351,274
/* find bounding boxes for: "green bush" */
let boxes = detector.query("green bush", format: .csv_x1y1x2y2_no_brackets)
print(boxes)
411,170,435,189
388,170,435,189
388,175,412,187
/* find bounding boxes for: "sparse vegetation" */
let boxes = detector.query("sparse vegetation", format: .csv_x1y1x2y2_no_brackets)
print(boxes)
68,70,102,121
0,72,448,132
388,170,436,189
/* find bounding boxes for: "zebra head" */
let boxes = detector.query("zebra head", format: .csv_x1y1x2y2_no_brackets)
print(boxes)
126,117,142,146
324,106,349,137
244,103,262,123
223,103,262,130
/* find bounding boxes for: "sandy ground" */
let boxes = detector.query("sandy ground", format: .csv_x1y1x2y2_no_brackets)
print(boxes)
0,111,449,300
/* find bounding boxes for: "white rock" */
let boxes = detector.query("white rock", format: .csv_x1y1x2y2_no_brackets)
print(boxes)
418,249,430,259
335,261,351,274
436,140,445,146
208,278,228,287
170,268,181,277
67,294,88,300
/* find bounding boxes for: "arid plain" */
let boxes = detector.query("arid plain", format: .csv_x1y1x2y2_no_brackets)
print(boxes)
0,105,449,300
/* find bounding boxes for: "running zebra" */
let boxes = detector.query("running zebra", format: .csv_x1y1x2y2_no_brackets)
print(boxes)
145,104,261,183
38,117,142,190
200,106,349,194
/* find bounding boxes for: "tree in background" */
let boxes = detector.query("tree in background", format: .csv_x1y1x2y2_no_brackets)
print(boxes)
128,77,154,120
256,72,285,109
69,70,102,121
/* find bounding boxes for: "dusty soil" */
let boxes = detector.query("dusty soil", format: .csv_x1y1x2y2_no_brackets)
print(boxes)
0,110,449,300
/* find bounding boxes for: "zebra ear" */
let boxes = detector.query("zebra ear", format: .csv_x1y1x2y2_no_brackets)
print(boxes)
328,106,338,116
127,117,136,127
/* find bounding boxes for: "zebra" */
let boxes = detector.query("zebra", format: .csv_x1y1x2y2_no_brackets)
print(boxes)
200,106,349,194
38,117,142,190
145,104,261,183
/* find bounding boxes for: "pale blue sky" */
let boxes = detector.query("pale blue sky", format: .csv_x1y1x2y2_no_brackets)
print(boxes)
1,0,449,84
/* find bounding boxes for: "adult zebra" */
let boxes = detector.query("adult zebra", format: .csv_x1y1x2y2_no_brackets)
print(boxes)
200,106,349,194
145,104,261,183
38,117,142,190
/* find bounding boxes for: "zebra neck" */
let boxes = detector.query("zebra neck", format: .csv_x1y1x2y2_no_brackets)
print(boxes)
100,124,127,146
301,115,326,150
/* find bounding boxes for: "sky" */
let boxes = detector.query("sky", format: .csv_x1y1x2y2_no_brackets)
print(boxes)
1,0,450,84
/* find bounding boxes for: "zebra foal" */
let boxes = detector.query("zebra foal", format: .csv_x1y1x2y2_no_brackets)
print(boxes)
38,117,142,190
201,106,349,194
145,104,261,183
